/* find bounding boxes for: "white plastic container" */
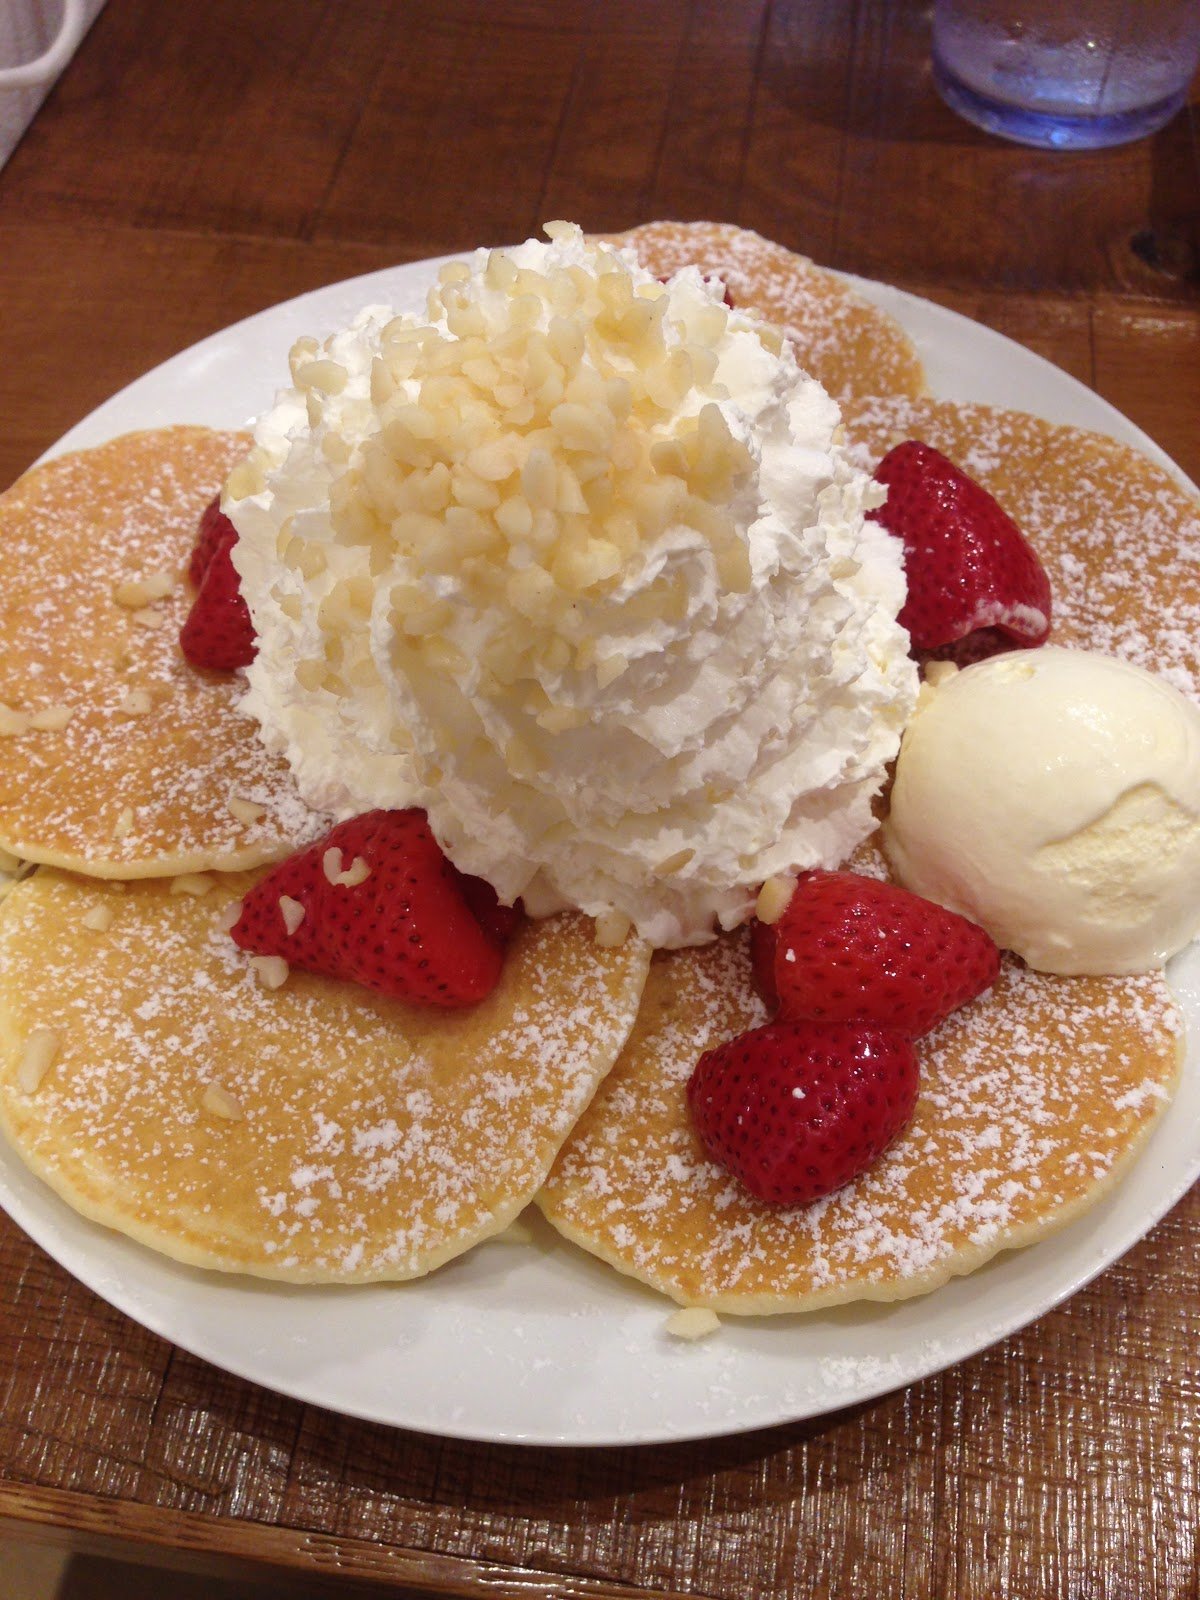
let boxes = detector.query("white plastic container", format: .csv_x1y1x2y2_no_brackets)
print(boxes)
0,0,108,171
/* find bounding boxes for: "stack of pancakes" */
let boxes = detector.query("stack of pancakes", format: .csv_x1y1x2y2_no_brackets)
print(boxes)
0,224,1188,1311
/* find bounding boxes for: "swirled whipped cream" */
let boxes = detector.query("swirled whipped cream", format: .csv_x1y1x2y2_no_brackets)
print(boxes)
226,223,917,946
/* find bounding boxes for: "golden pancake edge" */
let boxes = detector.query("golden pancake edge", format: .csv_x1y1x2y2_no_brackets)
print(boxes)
0,427,328,878
0,870,650,1281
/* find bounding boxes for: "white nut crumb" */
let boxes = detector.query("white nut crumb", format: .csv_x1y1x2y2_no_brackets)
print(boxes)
225,454,267,501
117,688,154,716
295,357,349,395
17,1027,61,1095
215,900,242,933
594,909,632,948
130,605,167,630
28,704,73,732
278,894,305,934
227,795,267,825
0,703,29,737
323,847,371,887
81,904,115,932
755,875,795,926
112,806,134,841
664,1307,721,1341
250,954,289,989
201,1081,245,1121
113,571,176,609
170,873,216,898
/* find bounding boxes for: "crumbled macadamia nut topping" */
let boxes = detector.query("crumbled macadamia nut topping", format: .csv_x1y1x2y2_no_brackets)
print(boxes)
228,223,916,946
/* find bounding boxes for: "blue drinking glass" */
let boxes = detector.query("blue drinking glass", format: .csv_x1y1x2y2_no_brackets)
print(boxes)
932,0,1200,150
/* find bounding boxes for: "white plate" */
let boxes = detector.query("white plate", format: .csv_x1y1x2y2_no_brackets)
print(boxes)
3,257,1199,1447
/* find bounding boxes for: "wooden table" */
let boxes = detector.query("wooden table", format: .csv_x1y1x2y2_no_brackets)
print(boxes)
2,3,1198,1595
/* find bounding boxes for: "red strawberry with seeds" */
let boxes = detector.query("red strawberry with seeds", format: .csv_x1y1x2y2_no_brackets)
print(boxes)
687,1019,919,1205
869,440,1051,665
752,870,999,1039
231,809,515,1007
189,497,236,587
180,516,256,671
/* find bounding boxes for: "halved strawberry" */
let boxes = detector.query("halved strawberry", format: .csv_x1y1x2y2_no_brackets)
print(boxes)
870,440,1051,665
230,809,514,1007
751,870,999,1039
687,1019,919,1205
179,518,256,671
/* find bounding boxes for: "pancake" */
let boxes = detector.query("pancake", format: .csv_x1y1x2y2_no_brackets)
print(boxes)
0,868,650,1281
0,427,326,877
604,220,927,404
538,403,1196,1311
538,915,1179,1313
841,396,1200,699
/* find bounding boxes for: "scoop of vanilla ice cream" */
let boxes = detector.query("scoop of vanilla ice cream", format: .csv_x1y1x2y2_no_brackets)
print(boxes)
226,222,917,946
884,646,1200,975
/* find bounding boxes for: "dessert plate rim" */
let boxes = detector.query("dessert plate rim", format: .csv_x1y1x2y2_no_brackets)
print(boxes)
2,249,1197,1448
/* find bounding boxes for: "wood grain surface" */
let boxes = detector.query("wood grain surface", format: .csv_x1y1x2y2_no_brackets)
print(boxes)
1,2,1198,1595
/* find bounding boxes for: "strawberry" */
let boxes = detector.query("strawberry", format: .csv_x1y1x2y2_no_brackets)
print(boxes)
179,517,256,671
687,1019,918,1205
752,870,999,1039
188,496,236,587
458,872,523,946
869,440,1051,665
749,917,779,1010
231,809,515,1007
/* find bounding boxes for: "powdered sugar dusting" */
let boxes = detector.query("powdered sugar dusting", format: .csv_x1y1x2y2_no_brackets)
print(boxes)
544,394,1197,1310
0,429,326,872
542,918,1180,1311
0,870,650,1281
610,221,926,405
843,397,1200,699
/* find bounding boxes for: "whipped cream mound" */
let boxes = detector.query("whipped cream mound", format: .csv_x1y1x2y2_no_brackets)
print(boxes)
227,222,917,947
